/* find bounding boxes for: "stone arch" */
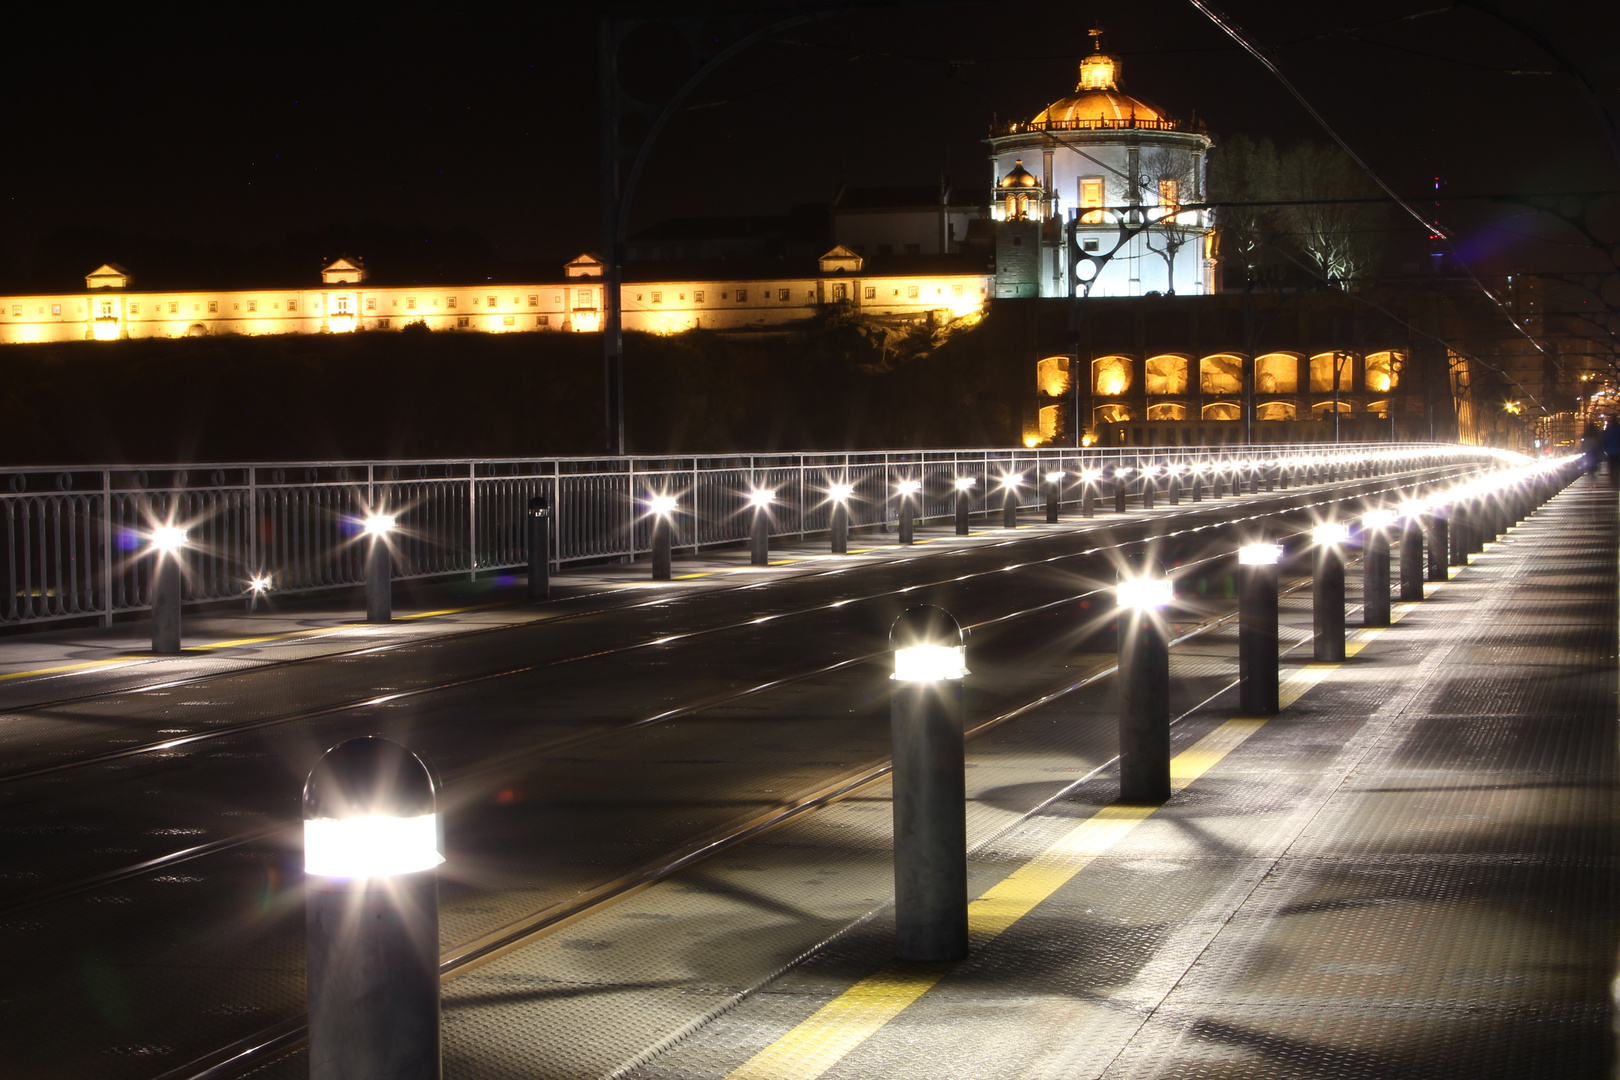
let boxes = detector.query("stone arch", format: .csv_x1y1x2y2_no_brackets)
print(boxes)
1256,400,1297,421
186,323,209,337
1092,355,1132,396
1202,401,1241,420
1144,354,1189,396
1309,351,1354,393
1364,351,1402,393
1036,356,1070,396
1199,353,1243,395
1255,352,1299,394
1147,402,1187,421
1094,403,1132,425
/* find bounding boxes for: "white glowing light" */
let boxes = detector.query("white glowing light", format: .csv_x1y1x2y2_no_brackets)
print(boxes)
954,477,977,491
1194,462,1210,474
1239,543,1284,566
892,644,969,682
363,514,397,536
1081,468,1102,481
1167,463,1185,475
1312,522,1351,546
1045,471,1065,483
749,489,775,508
1362,510,1397,531
1117,467,1134,477
648,494,678,515
999,474,1020,490
829,483,855,502
1398,499,1428,519
898,479,922,496
249,575,272,593
303,813,444,878
1117,577,1174,610
151,526,188,552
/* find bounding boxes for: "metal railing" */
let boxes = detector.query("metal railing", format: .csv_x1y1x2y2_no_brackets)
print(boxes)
0,444,1498,628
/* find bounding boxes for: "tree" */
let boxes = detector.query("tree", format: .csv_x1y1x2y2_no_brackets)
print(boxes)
1274,142,1388,287
1207,135,1282,288
1136,146,1204,296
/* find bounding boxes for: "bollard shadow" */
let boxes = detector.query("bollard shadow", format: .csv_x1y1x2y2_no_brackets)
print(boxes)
442,975,692,1010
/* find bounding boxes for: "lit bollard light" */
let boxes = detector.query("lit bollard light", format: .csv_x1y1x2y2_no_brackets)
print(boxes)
649,494,677,581
1044,471,1063,523
1279,462,1291,490
1238,541,1283,715
364,513,396,624
1361,509,1395,627
830,482,854,554
888,606,969,962
1264,464,1276,492
1248,461,1262,495
953,477,974,536
1117,555,1173,803
1449,503,1469,567
1167,465,1182,505
247,573,272,615
1001,473,1020,529
1212,467,1226,499
527,496,550,600
150,525,187,654
1141,466,1156,510
1466,498,1486,554
1114,467,1130,514
304,737,443,1080
1312,522,1349,662
1425,511,1450,582
1191,464,1205,501
1081,469,1098,518
898,479,921,545
1399,505,1425,601
749,488,773,566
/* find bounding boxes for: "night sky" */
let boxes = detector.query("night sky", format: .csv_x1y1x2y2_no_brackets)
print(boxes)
2,1,1615,290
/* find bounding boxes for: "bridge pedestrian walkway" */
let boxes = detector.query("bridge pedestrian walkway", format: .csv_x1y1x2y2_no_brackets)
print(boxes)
408,474,1616,1079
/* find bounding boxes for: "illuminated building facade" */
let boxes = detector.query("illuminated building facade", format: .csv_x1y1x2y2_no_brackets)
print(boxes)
0,251,989,345
989,36,1213,299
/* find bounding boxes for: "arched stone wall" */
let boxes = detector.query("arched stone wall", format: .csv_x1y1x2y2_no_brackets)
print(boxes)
1199,354,1243,395
1145,355,1189,395
1092,355,1132,396
1255,352,1299,394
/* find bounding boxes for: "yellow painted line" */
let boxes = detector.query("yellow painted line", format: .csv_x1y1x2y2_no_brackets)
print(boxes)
0,657,146,682
726,577,1458,1080
724,714,1271,1080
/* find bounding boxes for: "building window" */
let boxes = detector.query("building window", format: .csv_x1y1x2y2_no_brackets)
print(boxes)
953,284,963,296
503,315,515,326
528,295,538,307
1083,237,1100,252
1158,178,1179,209
209,301,219,313
447,297,456,309
288,299,298,311
247,299,257,312
100,299,113,316
576,289,592,306
779,288,790,301
487,295,497,307
651,291,662,303
457,316,470,328
539,315,549,326
52,304,62,316
694,290,705,303
907,285,919,299
832,283,847,301
366,298,375,310
233,303,240,311
168,302,177,313
1081,177,1104,223
864,286,876,300
554,294,562,303
128,303,139,314
636,293,643,301
736,289,747,302
378,318,390,328
406,297,417,310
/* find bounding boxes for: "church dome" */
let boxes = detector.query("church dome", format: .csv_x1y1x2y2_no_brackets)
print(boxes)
999,160,1039,189
1027,51,1173,131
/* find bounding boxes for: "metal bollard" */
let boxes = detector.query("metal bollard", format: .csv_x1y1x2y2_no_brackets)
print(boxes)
364,514,395,623
304,737,443,1080
1449,505,1468,567
898,480,919,545
1213,471,1226,498
1192,471,1204,501
1141,470,1156,510
150,526,186,654
527,497,551,599
1312,523,1348,662
1265,467,1276,492
1044,472,1062,523
749,489,773,566
1114,473,1129,514
953,478,973,536
1399,516,1424,601
1361,510,1394,627
1425,514,1449,582
648,495,676,581
1279,467,1290,490
1082,478,1096,518
1002,479,1019,529
1238,541,1282,714
1117,555,1173,803
830,483,852,554
888,606,969,962
1168,472,1181,505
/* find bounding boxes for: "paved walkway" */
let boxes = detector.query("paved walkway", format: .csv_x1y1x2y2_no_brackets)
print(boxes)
409,474,1616,1079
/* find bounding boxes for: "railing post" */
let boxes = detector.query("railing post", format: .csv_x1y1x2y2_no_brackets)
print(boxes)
101,469,114,627
468,462,479,581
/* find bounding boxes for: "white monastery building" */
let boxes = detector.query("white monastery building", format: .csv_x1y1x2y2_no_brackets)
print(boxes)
988,35,1214,299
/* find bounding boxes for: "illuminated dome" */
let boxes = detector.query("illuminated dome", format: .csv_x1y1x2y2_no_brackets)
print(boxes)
1028,51,1171,130
1000,160,1039,189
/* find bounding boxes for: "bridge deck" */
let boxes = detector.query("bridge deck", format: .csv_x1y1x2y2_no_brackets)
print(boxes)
436,476,1613,1078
